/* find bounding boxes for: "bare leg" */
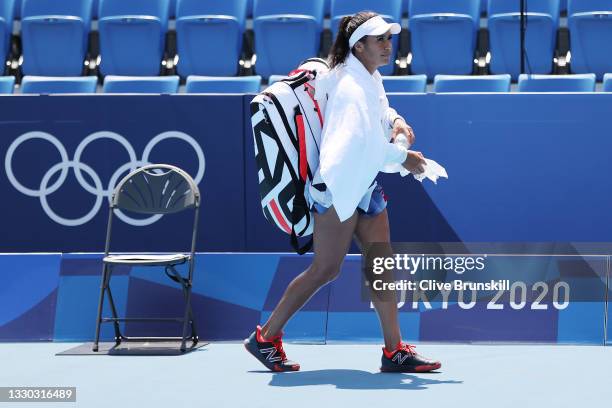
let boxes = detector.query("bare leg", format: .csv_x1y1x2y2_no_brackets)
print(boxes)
354,208,402,351
261,207,358,339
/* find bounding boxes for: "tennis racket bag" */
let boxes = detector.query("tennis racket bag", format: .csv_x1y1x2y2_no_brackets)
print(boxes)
250,58,329,254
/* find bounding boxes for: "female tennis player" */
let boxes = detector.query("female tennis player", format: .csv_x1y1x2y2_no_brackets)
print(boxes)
245,11,441,373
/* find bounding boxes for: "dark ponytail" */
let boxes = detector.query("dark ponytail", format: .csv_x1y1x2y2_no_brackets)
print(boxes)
328,11,378,68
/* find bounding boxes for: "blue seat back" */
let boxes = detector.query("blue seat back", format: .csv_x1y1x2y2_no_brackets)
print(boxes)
603,73,612,92
433,74,511,92
330,0,402,75
568,0,612,80
382,75,427,92
176,0,247,76
20,75,98,93
253,0,325,79
185,75,261,93
0,76,15,93
0,0,15,68
488,0,560,79
518,73,596,92
98,0,171,76
21,0,93,76
408,0,480,78
103,75,179,93
254,0,324,21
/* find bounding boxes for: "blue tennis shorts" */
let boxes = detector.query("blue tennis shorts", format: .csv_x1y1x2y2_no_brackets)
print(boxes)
311,183,388,218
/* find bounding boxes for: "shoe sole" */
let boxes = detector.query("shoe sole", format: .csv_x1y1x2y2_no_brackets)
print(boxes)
243,339,300,372
380,362,442,373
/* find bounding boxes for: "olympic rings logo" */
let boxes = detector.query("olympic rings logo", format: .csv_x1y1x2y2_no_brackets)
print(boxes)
4,130,205,227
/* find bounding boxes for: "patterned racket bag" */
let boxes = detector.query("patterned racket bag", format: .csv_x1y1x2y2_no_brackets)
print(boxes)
250,58,329,254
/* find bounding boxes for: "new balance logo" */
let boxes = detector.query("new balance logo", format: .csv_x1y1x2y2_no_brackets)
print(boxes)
392,352,412,365
260,347,282,362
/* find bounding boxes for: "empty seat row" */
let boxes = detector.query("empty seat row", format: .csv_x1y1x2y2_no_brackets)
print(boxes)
0,75,262,93
10,1,573,22
383,73,599,92
1,73,609,94
2,1,610,80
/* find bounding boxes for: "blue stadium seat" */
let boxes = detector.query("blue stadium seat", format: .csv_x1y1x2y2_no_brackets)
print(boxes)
433,74,511,92
103,75,179,93
169,0,176,18
382,75,427,92
98,0,171,76
409,0,480,78
253,0,325,79
330,0,402,75
603,73,612,92
21,0,94,76
488,0,560,80
568,0,612,80
267,74,285,85
0,76,15,93
13,0,20,19
0,0,15,69
20,75,97,93
185,75,261,93
176,0,247,77
518,73,596,92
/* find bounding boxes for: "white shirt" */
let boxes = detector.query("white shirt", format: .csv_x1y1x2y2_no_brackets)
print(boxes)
310,53,408,222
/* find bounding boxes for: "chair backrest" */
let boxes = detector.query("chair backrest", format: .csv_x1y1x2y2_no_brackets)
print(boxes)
487,0,560,79
433,74,511,92
253,0,324,21
252,0,325,78
185,75,261,93
112,164,200,214
103,75,179,93
175,0,247,77
567,0,612,79
518,73,596,92
0,75,15,93
408,0,481,78
331,0,402,22
22,0,93,20
410,0,480,20
100,0,170,24
20,75,98,93
177,0,247,26
603,73,612,92
98,0,171,76
0,0,16,63
488,0,560,23
21,0,94,76
382,75,427,92
568,0,611,15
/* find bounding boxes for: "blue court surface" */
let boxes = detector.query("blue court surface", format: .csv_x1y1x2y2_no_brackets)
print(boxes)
1,342,610,407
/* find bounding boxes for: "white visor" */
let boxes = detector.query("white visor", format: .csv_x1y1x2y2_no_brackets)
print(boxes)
348,15,401,48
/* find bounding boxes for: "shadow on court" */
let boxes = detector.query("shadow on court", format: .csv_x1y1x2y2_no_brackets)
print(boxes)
253,369,463,390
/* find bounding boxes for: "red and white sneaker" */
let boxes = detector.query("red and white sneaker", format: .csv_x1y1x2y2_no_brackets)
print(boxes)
244,325,300,372
380,342,441,373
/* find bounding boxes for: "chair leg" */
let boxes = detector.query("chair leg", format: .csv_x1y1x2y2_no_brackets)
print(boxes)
180,284,194,352
93,265,109,352
105,278,123,345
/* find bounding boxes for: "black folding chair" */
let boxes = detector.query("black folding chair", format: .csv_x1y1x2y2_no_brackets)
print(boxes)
93,164,201,352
